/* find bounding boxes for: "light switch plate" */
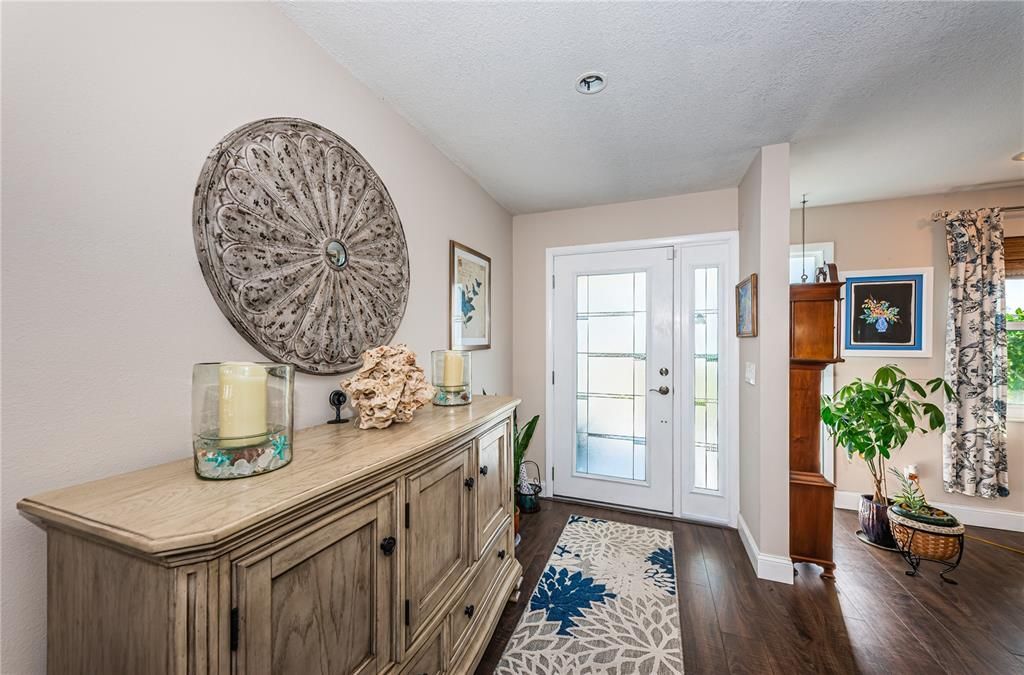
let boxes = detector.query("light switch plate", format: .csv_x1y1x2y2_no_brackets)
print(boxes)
745,362,757,385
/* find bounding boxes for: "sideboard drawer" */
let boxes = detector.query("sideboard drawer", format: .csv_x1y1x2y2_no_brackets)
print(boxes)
401,621,445,675
448,520,512,660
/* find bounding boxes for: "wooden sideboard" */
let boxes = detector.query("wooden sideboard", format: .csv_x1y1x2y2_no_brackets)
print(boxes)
18,396,523,675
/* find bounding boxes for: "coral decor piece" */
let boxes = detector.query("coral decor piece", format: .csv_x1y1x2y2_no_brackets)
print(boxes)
341,345,434,429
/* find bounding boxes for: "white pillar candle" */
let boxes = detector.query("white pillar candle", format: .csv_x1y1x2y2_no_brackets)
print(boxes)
219,362,268,446
442,351,464,388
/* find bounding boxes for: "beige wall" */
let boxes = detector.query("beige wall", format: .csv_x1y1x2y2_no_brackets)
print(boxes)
1,3,511,672
511,189,738,482
790,186,1024,518
737,145,792,562
738,153,763,543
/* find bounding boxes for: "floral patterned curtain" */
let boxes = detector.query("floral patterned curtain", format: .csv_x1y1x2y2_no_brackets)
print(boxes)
937,208,1009,498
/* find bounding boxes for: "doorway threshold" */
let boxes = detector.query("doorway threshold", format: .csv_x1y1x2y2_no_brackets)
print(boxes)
546,495,735,530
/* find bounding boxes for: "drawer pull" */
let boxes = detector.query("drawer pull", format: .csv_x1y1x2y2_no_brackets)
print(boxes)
480,465,489,476
464,477,475,490
464,604,475,618
497,548,506,560
379,536,397,556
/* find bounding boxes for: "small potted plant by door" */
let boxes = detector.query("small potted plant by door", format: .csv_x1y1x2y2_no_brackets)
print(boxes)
512,411,540,542
820,365,954,549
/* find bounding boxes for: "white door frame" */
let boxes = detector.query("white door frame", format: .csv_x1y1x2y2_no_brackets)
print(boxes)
544,231,740,527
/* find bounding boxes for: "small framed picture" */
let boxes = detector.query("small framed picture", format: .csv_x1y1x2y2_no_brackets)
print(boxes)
736,273,758,337
842,267,932,357
449,241,491,350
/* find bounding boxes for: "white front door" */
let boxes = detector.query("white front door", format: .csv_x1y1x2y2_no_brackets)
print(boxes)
551,247,675,512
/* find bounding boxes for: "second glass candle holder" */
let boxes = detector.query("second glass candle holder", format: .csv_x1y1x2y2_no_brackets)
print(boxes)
432,350,471,406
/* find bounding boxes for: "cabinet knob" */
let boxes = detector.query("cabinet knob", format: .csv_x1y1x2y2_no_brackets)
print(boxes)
464,477,475,490
480,465,489,476
497,549,506,560
464,604,475,618
379,536,397,556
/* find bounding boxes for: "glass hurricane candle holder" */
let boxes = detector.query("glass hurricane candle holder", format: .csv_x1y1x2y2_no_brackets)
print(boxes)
192,362,294,480
431,350,471,406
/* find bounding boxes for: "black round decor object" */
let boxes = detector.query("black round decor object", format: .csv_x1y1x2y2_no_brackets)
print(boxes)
328,389,348,425
193,118,410,374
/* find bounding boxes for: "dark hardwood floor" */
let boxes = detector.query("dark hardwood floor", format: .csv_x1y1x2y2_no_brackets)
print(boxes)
477,499,1024,674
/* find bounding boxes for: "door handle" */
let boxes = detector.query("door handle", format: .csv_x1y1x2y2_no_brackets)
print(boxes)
380,536,397,556
649,386,670,395
464,477,475,490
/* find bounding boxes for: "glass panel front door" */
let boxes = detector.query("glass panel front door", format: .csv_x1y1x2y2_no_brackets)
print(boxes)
575,272,647,481
552,248,674,513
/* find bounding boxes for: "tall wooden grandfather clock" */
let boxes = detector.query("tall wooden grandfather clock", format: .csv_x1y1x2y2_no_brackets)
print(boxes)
790,281,843,579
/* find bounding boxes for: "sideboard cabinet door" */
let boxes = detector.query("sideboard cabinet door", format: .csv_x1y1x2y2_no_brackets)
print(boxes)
474,421,510,559
234,489,397,675
405,443,471,644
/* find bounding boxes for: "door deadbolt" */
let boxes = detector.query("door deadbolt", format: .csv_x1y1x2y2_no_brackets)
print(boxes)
659,367,669,376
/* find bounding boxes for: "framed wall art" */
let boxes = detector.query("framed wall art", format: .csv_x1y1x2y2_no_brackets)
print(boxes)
736,273,758,337
842,267,932,358
449,241,491,350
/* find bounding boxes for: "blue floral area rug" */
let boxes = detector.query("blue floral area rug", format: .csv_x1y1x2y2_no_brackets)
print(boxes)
496,515,683,673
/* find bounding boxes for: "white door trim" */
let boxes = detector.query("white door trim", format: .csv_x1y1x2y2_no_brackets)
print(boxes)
544,231,739,527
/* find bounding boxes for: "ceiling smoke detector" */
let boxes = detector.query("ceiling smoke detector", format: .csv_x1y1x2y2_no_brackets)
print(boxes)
576,72,607,95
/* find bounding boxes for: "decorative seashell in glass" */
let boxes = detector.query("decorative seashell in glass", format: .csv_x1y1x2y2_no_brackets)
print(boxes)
431,350,472,406
192,362,294,480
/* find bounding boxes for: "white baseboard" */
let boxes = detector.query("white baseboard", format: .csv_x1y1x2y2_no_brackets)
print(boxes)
834,490,1024,532
737,513,793,584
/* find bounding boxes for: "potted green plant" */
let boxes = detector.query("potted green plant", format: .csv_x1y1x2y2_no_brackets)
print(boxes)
512,411,540,536
820,365,954,548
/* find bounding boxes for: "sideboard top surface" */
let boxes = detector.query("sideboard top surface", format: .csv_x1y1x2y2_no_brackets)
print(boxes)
18,396,520,557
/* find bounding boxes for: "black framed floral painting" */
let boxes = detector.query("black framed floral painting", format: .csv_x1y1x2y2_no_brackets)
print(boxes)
449,241,491,350
842,267,932,358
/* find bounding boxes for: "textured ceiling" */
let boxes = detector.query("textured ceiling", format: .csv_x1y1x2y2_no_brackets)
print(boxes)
281,1,1024,214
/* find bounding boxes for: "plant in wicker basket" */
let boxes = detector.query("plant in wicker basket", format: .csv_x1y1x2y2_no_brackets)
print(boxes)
886,466,964,578
888,467,957,526
889,466,926,510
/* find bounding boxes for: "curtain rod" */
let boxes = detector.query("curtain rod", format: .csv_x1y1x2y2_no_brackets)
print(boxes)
933,205,1024,221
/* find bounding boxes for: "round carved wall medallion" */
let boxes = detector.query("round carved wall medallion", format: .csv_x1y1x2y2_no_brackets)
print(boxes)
193,118,410,374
